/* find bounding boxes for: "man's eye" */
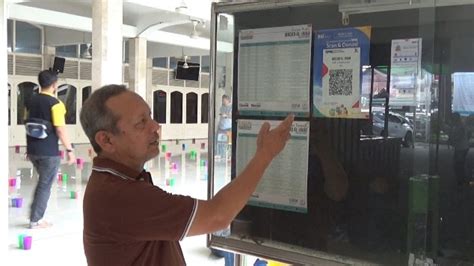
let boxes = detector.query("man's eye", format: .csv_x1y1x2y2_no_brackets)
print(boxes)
136,119,146,128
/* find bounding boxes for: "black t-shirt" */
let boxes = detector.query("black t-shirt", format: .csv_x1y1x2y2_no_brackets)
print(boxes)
26,93,63,156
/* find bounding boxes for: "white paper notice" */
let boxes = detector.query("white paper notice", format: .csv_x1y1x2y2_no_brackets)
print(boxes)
238,25,312,117
236,119,309,213
390,38,422,106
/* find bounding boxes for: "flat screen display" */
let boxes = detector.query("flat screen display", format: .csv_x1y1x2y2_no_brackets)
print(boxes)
175,61,200,81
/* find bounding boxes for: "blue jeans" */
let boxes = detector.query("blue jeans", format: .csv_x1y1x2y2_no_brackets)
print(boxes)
28,155,60,222
211,248,234,266
217,130,230,159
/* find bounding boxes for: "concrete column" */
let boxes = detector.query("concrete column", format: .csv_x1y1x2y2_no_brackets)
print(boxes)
0,0,8,261
92,0,123,90
128,37,147,99
145,58,154,118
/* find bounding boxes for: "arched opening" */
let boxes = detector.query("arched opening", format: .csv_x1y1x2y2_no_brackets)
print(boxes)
201,93,209,123
17,82,39,125
186,92,198,124
170,91,183,124
58,84,77,124
153,90,167,124
82,86,92,105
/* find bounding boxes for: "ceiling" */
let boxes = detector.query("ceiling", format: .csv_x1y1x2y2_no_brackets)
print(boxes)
13,0,471,54
17,0,92,18
15,0,216,24
8,0,233,52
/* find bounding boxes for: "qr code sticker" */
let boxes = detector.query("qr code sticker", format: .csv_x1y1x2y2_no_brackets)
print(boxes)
329,69,353,96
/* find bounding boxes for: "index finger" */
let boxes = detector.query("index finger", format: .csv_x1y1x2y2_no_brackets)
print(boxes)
275,114,294,131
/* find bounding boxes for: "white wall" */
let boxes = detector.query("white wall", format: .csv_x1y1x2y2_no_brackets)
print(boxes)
147,42,209,58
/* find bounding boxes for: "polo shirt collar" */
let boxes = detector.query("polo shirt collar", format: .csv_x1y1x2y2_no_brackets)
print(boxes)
93,156,148,181
40,91,56,97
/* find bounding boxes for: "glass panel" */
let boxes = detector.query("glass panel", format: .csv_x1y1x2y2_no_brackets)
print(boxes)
7,20,12,52
170,57,179,69
217,66,226,88
212,13,234,192
124,40,129,63
153,90,167,124
80,44,92,59
56,45,78,58
436,3,474,263
201,55,210,73
201,93,209,123
170,91,182,123
57,84,77,125
186,92,197,124
17,82,39,124
8,83,11,125
209,1,474,265
82,86,91,104
209,14,235,253
15,21,41,54
152,57,168,68
190,56,200,64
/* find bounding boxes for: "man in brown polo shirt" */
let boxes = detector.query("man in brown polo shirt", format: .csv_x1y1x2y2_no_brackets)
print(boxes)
79,84,293,265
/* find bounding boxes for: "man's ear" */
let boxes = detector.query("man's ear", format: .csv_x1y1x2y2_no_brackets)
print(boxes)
95,131,115,153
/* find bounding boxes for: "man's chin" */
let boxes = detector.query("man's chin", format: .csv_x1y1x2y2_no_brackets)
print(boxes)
146,147,160,160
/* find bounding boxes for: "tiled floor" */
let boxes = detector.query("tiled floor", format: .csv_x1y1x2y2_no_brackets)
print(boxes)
7,141,231,266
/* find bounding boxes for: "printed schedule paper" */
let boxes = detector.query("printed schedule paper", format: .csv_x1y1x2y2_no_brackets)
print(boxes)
238,25,312,117
236,119,309,213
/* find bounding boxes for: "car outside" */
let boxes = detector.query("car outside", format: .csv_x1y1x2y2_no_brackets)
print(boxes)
372,111,414,147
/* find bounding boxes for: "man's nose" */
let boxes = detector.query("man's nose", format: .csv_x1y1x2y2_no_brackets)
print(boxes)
154,122,162,135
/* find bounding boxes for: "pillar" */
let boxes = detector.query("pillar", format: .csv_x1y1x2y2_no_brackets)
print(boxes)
91,0,123,90
0,0,9,261
128,37,147,99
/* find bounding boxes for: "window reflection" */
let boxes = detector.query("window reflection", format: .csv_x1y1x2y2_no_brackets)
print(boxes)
17,82,39,125
57,84,77,125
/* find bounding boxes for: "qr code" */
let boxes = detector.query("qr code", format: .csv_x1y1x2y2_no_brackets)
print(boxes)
329,69,353,96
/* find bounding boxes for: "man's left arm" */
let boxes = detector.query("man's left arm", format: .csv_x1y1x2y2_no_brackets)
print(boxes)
52,102,75,164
